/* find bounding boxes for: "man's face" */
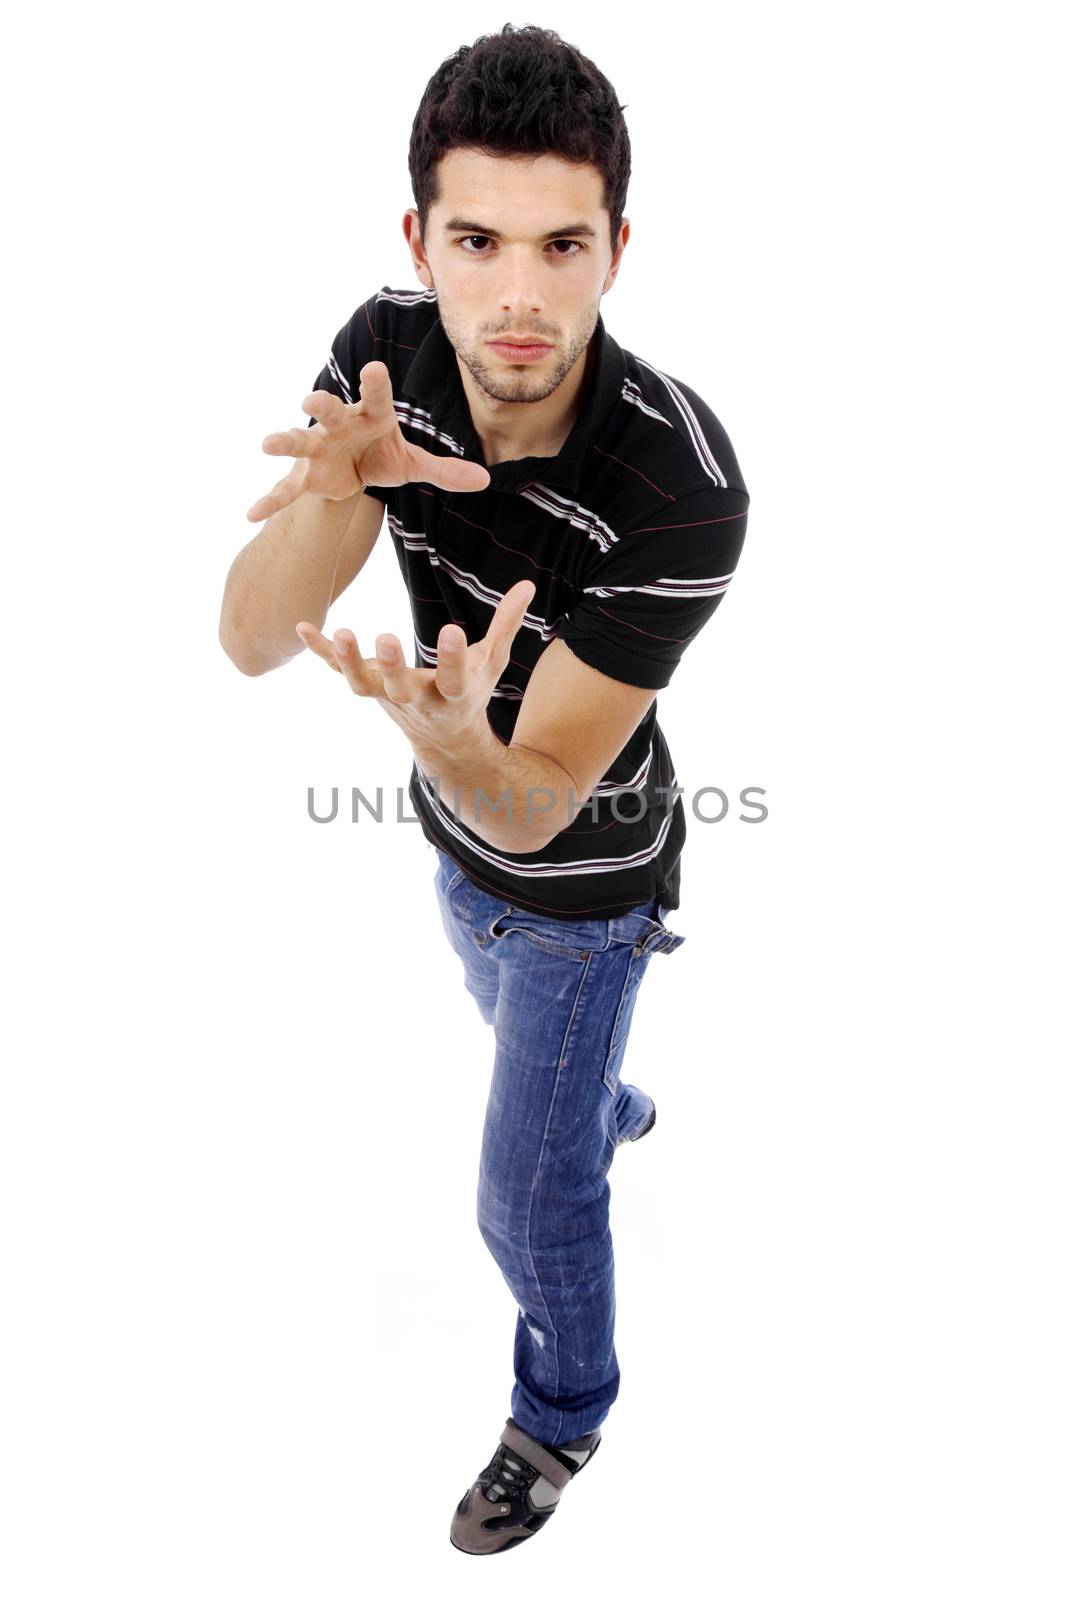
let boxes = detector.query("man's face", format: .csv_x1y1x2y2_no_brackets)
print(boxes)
406,147,628,407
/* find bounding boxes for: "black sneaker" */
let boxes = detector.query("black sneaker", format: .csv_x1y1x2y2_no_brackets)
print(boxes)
450,1416,602,1555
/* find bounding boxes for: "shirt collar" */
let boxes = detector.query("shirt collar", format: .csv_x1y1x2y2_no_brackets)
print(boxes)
401,307,625,497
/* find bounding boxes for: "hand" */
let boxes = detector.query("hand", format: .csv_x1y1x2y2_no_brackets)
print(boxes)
293,580,537,758
247,361,491,522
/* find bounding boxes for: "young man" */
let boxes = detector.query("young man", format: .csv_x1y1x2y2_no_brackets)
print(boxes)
219,24,749,1556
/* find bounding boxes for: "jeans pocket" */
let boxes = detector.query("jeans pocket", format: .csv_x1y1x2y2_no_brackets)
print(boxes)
485,904,607,961
433,849,467,899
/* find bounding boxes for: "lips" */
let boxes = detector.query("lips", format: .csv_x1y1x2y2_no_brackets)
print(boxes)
487,340,553,361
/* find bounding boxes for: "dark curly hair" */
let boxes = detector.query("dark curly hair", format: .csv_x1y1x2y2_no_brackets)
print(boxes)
408,23,631,258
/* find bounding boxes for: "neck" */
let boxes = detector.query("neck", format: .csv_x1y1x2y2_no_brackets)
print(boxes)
459,344,594,466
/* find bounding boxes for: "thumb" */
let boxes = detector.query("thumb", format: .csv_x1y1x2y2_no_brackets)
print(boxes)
407,444,491,494
509,579,537,616
490,580,536,658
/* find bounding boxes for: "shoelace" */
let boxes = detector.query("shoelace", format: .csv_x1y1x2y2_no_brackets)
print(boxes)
480,1443,541,1503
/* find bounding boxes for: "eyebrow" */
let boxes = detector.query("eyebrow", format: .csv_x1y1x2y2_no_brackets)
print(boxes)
442,217,598,241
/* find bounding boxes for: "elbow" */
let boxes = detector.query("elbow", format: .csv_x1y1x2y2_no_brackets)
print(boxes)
470,816,551,855
218,618,281,677
228,652,273,678
500,836,547,856
507,802,588,855
503,821,557,855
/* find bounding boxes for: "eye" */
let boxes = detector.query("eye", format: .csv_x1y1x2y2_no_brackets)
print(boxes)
455,236,586,257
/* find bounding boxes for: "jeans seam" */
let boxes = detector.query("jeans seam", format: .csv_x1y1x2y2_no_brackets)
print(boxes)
519,950,595,1442
603,946,647,1095
499,926,594,961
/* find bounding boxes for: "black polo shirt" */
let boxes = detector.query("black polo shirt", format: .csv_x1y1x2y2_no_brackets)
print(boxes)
308,285,749,919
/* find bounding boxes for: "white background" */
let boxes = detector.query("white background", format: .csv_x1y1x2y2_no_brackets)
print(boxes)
3,1,1064,1594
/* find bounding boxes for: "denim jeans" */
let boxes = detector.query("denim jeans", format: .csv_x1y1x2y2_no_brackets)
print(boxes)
431,845,686,1446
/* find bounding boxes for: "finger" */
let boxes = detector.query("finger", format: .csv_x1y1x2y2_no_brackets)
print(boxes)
294,621,343,672
482,580,536,669
331,628,381,696
374,634,417,704
247,469,303,523
261,424,315,460
353,361,398,424
433,622,468,701
405,442,492,495
300,389,350,431
294,622,382,691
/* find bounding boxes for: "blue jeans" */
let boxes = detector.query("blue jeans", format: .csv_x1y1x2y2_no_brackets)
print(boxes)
431,846,686,1445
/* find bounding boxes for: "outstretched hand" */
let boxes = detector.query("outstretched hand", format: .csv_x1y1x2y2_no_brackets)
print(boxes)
294,580,536,758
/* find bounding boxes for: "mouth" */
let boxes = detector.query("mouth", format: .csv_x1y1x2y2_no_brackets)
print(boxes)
487,340,554,362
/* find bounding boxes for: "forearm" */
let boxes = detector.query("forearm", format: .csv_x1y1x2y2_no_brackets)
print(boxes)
218,491,364,675
415,716,578,853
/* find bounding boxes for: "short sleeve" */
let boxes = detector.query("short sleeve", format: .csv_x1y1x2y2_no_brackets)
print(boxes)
306,290,389,504
554,486,749,690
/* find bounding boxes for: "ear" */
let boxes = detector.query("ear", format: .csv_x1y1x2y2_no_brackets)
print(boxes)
603,217,630,292
403,208,434,290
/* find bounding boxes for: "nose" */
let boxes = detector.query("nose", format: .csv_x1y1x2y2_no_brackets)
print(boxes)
500,301,543,322
499,263,544,325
